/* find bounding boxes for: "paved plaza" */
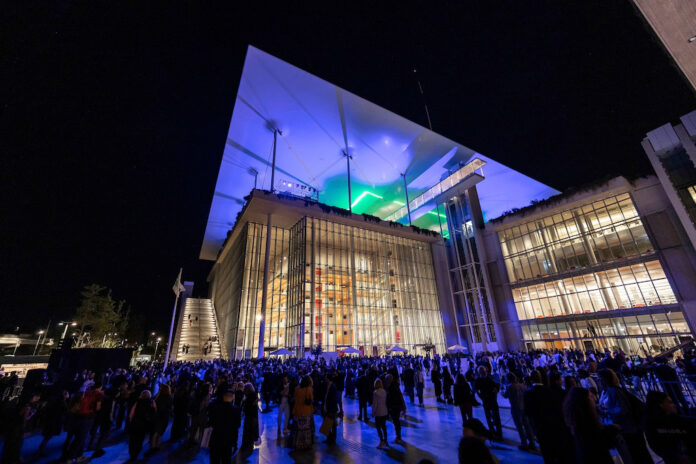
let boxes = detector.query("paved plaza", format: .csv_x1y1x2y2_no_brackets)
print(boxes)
6,378,543,464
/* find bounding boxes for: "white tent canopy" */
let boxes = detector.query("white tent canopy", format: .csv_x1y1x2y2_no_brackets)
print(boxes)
269,348,293,356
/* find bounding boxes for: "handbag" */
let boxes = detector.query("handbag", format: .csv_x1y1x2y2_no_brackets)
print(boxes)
319,415,334,436
200,426,213,448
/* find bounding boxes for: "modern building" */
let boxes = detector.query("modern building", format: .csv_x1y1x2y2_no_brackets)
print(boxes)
201,46,558,358
480,176,696,355
209,190,453,358
198,46,696,358
632,0,696,93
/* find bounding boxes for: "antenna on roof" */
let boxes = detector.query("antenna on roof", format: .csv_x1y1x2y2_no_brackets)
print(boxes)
413,68,433,131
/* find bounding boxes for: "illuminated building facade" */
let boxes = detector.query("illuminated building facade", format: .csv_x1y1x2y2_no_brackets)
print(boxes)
200,47,696,357
480,176,696,354
209,191,450,358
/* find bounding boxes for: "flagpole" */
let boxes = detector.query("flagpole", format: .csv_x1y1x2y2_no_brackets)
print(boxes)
164,268,182,370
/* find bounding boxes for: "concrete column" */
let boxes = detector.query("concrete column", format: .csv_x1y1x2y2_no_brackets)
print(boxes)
258,213,272,358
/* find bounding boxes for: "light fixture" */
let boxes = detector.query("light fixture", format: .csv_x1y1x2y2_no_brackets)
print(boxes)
689,35,696,43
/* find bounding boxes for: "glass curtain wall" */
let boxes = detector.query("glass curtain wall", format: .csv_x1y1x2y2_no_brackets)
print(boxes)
445,196,496,347
288,217,445,355
236,223,290,358
512,260,676,319
520,310,690,354
496,193,689,354
498,193,654,283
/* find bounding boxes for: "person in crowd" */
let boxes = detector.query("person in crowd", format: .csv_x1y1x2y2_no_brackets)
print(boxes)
644,390,696,464
261,370,274,413
524,369,574,464
563,386,619,464
277,374,292,438
189,382,211,446
431,365,443,402
208,388,242,464
372,378,389,449
170,380,190,442
35,388,68,458
415,365,425,406
128,390,156,461
654,356,690,411
442,366,454,404
423,357,431,376
292,375,314,450
454,373,475,424
474,366,502,439
89,386,116,458
458,436,499,464
150,383,172,452
502,372,536,451
67,382,103,461
356,369,371,421
321,373,340,445
386,374,407,445
241,382,260,451
597,368,652,464
402,363,415,404
2,393,39,464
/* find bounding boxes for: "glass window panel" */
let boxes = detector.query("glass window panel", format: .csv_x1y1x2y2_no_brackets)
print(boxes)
667,311,690,333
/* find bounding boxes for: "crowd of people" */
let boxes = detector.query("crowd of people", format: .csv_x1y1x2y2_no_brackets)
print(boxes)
1,348,696,464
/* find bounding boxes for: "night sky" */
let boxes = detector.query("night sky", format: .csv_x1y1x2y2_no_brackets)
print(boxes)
3,2,695,335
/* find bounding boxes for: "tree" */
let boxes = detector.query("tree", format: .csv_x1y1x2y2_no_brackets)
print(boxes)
73,284,127,347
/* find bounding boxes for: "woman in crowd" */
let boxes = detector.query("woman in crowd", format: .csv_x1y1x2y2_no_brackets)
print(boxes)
241,383,260,450
386,375,406,445
563,387,618,464
372,378,389,449
454,373,475,424
442,366,454,404
150,383,172,451
597,368,652,464
128,390,157,461
291,375,314,450
170,381,190,442
644,390,696,464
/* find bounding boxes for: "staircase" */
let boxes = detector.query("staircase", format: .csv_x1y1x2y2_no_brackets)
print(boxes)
174,298,225,361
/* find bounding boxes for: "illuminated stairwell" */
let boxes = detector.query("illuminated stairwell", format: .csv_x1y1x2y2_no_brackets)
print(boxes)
174,298,225,361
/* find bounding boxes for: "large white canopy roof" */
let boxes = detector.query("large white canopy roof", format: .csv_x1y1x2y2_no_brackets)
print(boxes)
201,46,558,260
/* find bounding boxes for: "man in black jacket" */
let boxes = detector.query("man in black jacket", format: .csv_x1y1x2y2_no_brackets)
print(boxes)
523,370,574,464
402,364,415,404
474,366,502,439
356,370,371,421
208,389,242,464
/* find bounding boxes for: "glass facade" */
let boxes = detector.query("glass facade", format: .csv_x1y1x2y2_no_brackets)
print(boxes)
235,223,290,358
499,193,654,283
511,260,676,319
445,195,497,347
498,193,689,354
218,217,446,358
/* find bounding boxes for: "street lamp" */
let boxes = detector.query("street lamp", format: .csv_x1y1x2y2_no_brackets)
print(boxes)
154,337,162,360
58,321,77,341
33,330,44,356
11,340,20,356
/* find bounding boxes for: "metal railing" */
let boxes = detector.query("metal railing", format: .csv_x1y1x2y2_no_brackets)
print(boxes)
385,158,486,222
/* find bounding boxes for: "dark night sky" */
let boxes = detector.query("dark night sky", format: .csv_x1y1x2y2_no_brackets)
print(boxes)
2,1,695,335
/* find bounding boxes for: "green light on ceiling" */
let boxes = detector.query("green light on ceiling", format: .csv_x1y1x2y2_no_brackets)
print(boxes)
351,191,383,209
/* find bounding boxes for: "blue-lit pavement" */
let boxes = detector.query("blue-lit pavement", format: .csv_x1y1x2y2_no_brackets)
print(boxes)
17,381,543,464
